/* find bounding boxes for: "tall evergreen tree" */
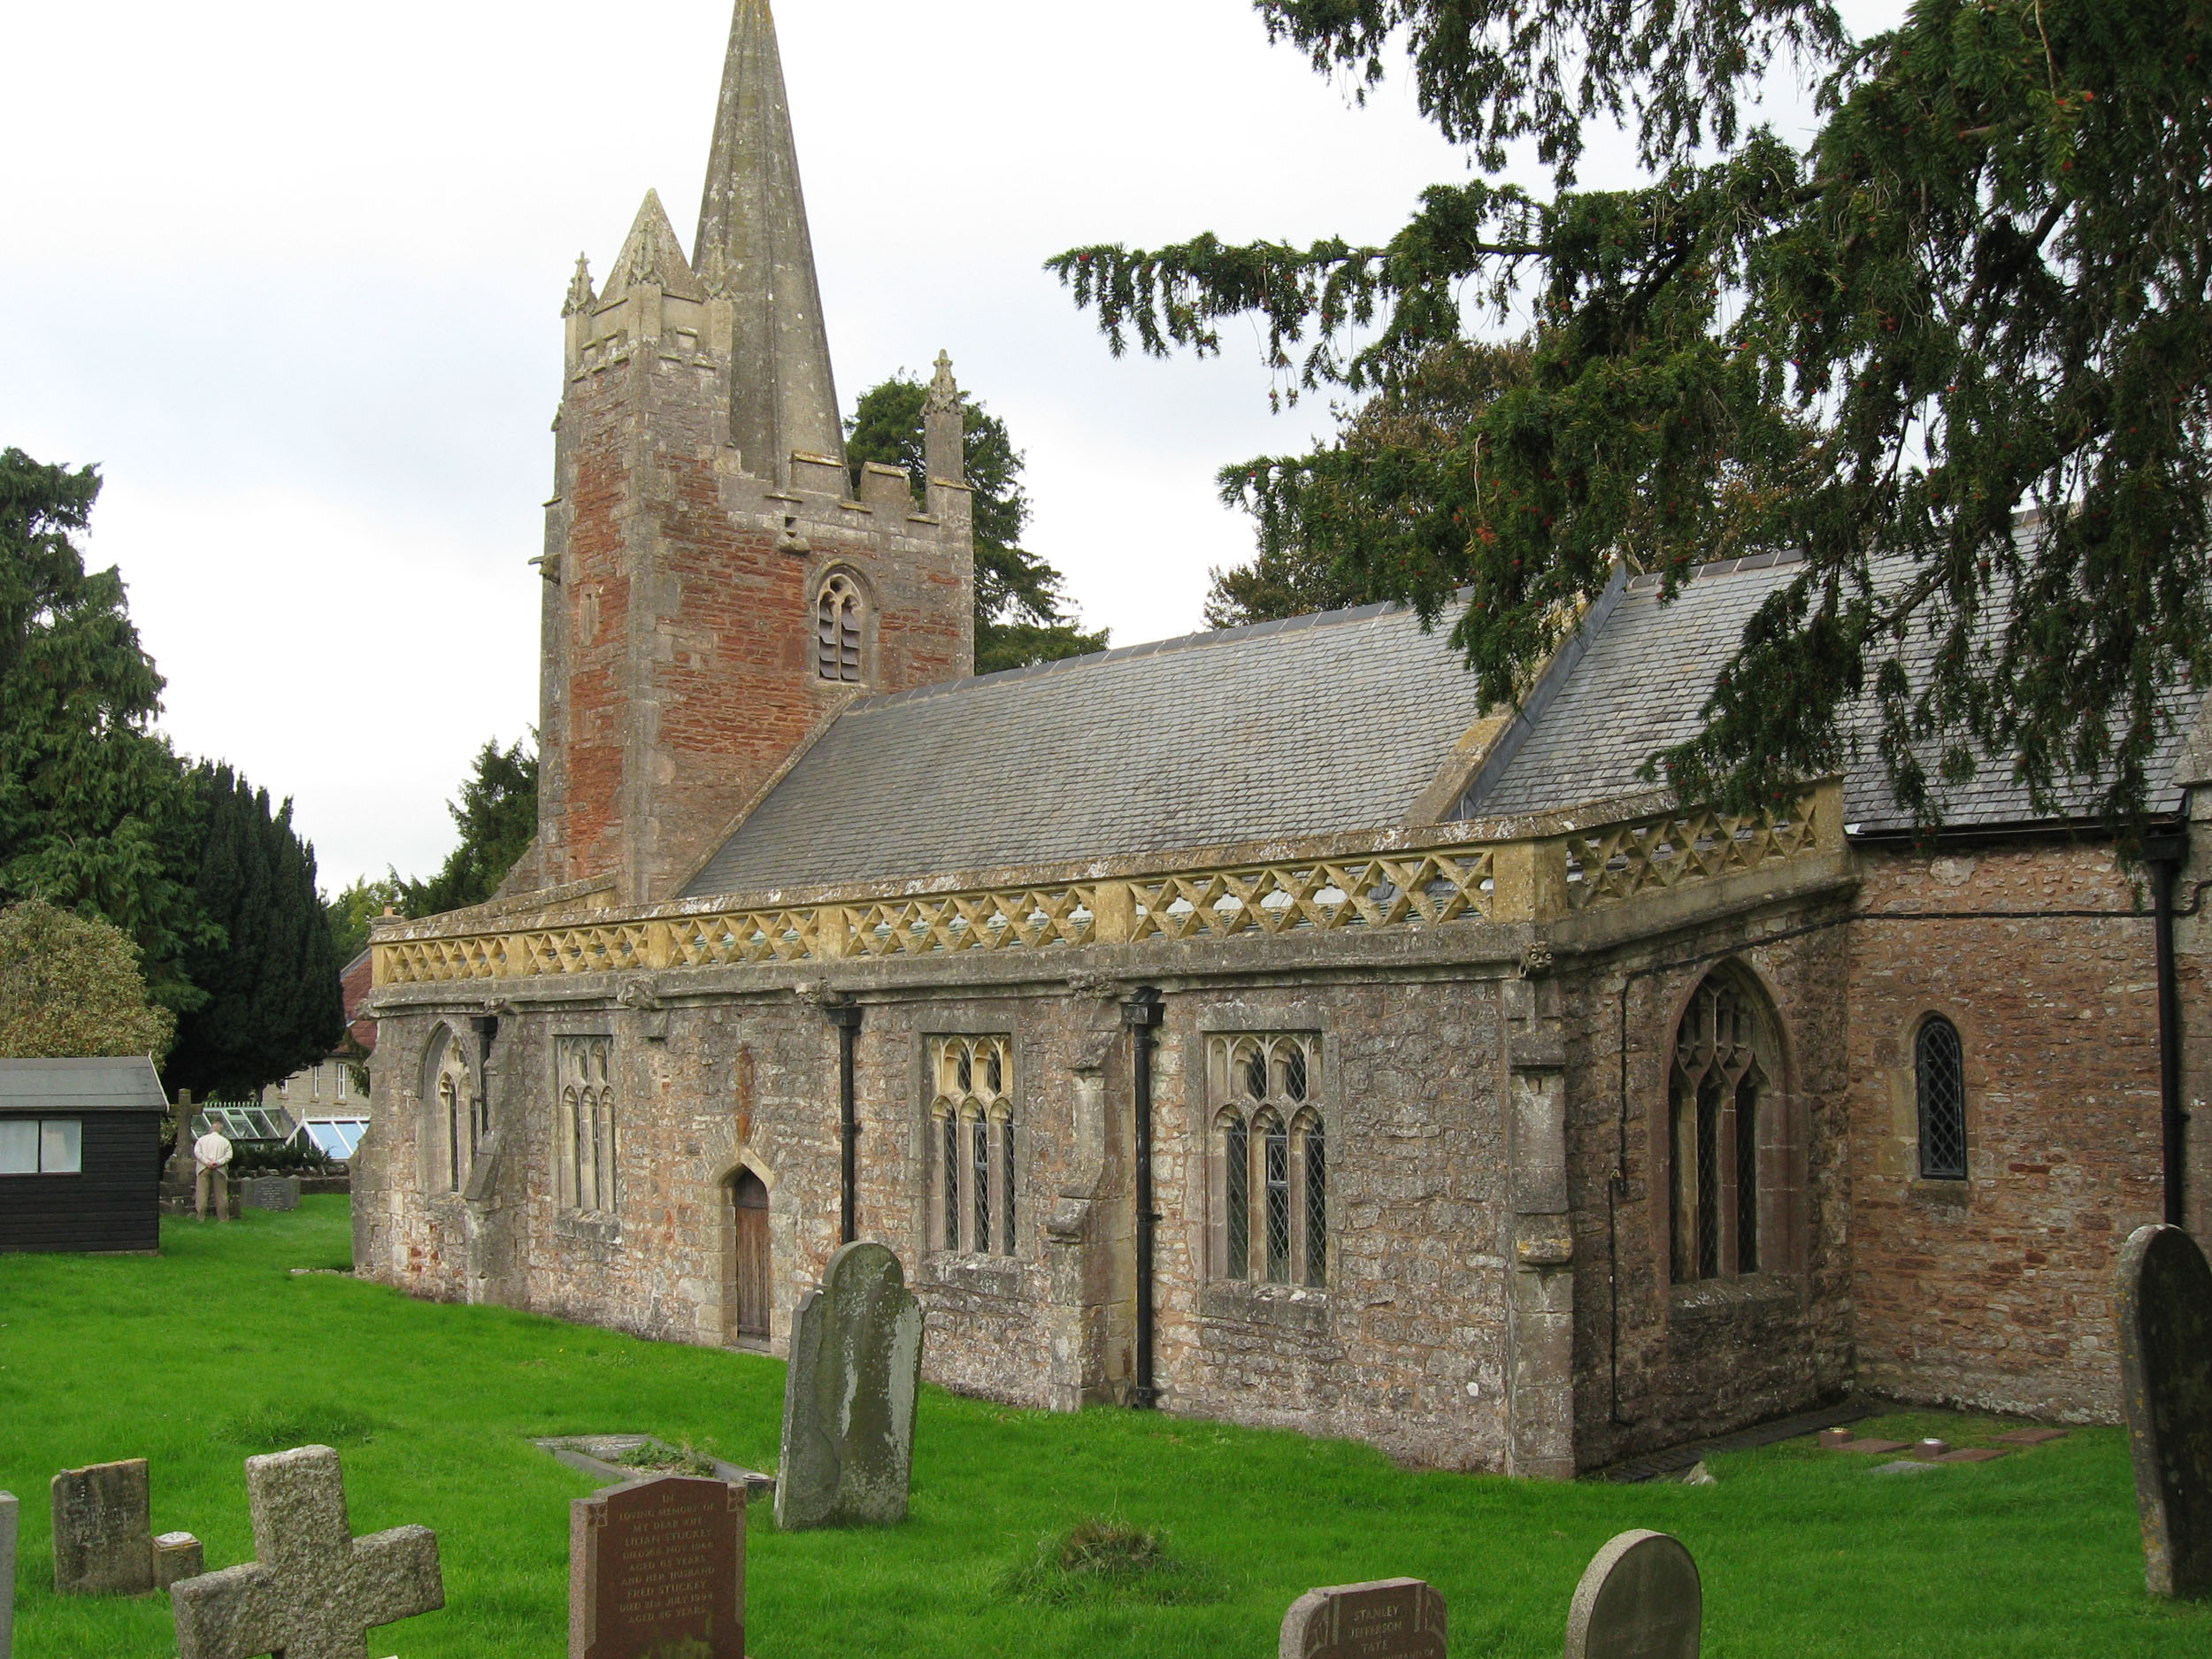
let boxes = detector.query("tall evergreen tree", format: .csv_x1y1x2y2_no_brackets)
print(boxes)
166,765,343,1102
396,738,539,918
846,374,1108,673
1054,0,2212,829
0,449,212,1008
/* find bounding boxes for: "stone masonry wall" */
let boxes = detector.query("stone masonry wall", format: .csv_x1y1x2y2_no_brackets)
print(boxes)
1563,898,1856,1473
356,954,1520,1473
1847,840,2170,1421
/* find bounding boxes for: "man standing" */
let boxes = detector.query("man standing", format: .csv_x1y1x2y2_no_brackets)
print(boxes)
193,1124,233,1221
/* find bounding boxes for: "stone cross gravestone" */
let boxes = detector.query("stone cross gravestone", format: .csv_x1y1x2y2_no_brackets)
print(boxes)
775,1240,923,1531
1563,1530,1701,1659
1,1489,18,1659
51,1457,154,1594
1279,1577,1446,1659
2118,1222,2212,1598
571,1474,744,1659
170,1444,443,1659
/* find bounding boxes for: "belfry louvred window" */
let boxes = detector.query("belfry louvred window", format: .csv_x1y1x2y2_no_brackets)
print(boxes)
1210,1033,1325,1287
815,573,864,682
1668,971,1775,1285
929,1035,1015,1256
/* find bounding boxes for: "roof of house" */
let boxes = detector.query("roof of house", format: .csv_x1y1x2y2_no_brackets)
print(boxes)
1468,552,2201,830
0,1056,166,1114
683,547,2204,899
683,600,1494,896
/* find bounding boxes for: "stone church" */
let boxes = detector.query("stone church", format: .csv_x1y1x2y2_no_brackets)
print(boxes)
356,0,2212,1477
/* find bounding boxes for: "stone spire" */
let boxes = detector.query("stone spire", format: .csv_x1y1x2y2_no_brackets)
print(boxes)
924,350,964,485
695,0,845,478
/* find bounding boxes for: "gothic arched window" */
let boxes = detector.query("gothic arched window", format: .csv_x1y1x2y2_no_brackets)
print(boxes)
1916,1016,1968,1180
815,573,864,682
1668,971,1776,1284
557,1034,616,1214
930,1035,1014,1256
429,1036,472,1194
1210,1033,1325,1287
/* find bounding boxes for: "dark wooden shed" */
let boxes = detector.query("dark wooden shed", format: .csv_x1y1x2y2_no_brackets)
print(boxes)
0,1056,166,1253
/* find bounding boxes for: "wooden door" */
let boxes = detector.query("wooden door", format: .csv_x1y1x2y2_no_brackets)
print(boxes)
731,1169,771,1340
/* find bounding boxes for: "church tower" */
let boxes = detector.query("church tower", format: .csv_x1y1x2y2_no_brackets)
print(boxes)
531,0,975,905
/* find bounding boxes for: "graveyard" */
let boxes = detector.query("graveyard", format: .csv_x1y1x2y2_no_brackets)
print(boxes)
0,1201,2205,1656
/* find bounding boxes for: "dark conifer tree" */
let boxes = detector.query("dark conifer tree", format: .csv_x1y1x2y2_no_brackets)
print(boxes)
167,764,343,1101
396,739,539,918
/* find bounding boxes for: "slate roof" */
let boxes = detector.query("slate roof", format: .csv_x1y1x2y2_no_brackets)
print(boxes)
0,1056,166,1114
1468,551,2201,830
683,601,1492,896
686,547,2206,899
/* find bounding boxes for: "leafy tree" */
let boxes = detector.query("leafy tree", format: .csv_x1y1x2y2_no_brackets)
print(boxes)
166,764,343,1102
0,449,213,1007
324,875,402,966
397,738,539,917
846,374,1109,674
0,898,174,1058
1052,0,2212,829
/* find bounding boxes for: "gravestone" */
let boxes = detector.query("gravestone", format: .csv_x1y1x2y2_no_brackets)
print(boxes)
2,1489,18,1659
241,1176,300,1213
775,1240,923,1531
1279,1577,1446,1659
157,1531,206,1588
170,1444,443,1659
1563,1530,1701,1659
2117,1222,2212,1598
51,1457,154,1594
571,1475,743,1659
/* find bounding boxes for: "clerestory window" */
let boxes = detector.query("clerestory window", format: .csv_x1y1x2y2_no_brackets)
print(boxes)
930,1034,1015,1256
1668,971,1774,1285
1210,1033,1325,1286
1916,1016,1968,1180
815,573,864,683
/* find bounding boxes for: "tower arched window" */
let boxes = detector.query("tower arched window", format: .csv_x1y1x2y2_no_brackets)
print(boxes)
1210,1033,1325,1287
815,573,864,682
1916,1016,1968,1180
929,1035,1015,1256
1668,971,1778,1284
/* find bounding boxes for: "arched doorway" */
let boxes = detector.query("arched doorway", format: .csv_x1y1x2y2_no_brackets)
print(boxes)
728,1169,771,1341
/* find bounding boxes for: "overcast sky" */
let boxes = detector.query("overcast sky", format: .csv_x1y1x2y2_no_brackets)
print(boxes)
3,0,1888,890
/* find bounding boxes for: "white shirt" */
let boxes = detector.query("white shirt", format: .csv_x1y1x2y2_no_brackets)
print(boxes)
193,1131,234,1171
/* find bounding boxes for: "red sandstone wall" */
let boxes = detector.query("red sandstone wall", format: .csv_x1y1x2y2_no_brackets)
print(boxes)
1847,841,2166,1421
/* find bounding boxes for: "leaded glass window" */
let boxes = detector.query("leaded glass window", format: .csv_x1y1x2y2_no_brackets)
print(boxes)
555,1034,615,1213
1916,1016,1968,1180
929,1034,1015,1256
1210,1033,1326,1287
1668,972,1773,1285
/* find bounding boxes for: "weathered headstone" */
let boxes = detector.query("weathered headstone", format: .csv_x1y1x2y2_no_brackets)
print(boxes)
156,1531,206,1588
1563,1529,1701,1659
1279,1577,1446,1659
571,1474,743,1659
2118,1222,2212,1598
241,1175,301,1213
51,1457,155,1595
170,1444,443,1659
774,1240,922,1530
1,1489,19,1659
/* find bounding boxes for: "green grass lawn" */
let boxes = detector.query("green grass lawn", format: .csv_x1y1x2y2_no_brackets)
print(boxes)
1,1199,2205,1657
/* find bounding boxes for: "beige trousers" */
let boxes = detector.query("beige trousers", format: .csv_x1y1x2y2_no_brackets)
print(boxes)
195,1166,229,1221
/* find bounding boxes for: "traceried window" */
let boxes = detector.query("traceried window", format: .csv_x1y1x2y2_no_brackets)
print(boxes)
1669,971,1776,1285
815,573,864,683
557,1035,618,1215
431,1040,474,1194
1916,1016,1968,1180
1210,1033,1325,1286
929,1035,1014,1256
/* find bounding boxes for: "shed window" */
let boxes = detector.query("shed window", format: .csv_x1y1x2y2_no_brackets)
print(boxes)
0,1118,81,1174
1916,1016,1968,1180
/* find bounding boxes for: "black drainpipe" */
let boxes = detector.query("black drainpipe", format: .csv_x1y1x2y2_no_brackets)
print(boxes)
826,1002,863,1244
2144,832,2189,1228
1122,987,1164,1409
